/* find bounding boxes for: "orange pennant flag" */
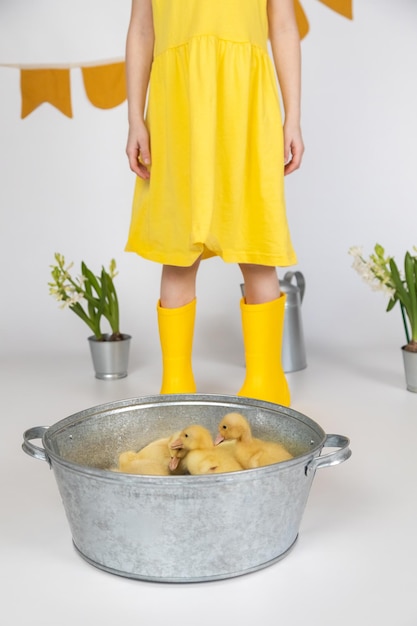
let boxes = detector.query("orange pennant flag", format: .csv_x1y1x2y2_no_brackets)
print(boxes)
20,68,72,119
81,62,126,110
318,0,353,20
294,0,310,39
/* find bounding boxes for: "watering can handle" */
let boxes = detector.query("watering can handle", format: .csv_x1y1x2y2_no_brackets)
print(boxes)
282,271,305,303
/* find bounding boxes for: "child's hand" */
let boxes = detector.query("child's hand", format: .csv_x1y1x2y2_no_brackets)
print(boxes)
283,123,304,176
126,123,151,179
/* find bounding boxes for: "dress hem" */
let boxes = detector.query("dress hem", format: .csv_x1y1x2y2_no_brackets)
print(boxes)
125,244,297,268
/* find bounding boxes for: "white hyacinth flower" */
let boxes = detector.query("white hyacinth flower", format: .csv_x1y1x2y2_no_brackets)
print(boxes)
348,245,396,298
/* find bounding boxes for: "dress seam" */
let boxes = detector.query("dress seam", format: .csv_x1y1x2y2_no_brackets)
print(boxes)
153,33,269,61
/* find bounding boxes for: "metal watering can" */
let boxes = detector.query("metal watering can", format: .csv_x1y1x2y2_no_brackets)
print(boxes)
280,271,307,373
240,270,307,373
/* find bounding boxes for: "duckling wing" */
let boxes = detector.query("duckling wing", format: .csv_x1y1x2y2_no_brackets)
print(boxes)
121,458,171,476
253,439,293,467
186,449,243,475
185,450,219,475
135,437,171,463
117,450,141,472
214,445,244,471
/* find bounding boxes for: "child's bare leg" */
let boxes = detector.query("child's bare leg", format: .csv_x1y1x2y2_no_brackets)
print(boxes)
160,256,201,308
239,263,280,304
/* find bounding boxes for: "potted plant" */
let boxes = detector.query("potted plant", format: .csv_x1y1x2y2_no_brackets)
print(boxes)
48,253,131,379
349,243,417,392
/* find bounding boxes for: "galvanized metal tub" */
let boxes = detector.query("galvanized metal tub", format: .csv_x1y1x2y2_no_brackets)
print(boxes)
22,394,351,582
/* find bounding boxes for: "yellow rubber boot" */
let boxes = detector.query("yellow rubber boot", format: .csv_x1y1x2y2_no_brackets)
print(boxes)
237,295,290,406
157,299,197,394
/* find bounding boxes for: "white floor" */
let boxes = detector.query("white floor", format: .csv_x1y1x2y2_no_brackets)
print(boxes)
2,341,416,626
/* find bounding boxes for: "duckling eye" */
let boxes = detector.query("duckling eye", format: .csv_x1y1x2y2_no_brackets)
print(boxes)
184,433,189,438
222,425,227,430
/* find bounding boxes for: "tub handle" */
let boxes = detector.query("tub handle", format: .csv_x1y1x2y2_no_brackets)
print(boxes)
22,426,51,466
306,434,351,475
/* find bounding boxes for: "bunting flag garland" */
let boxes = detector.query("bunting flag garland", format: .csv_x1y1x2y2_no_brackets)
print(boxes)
18,61,126,119
81,62,126,110
20,68,73,118
2,0,353,119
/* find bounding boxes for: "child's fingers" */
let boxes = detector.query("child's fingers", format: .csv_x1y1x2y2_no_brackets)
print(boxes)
126,132,151,179
139,139,151,167
137,131,151,178
126,145,142,176
283,138,292,167
284,138,304,175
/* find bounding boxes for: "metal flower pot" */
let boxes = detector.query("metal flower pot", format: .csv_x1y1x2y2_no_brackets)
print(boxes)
22,394,351,583
402,346,417,392
88,334,131,379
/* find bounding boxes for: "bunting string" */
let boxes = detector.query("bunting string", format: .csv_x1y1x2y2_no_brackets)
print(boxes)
0,0,352,119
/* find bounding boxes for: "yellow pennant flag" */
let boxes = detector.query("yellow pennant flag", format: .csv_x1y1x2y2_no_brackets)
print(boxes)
20,68,72,119
81,62,126,110
318,0,353,20
294,0,310,39
295,0,353,39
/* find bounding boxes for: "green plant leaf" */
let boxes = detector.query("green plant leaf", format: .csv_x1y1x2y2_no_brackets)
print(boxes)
405,253,417,340
389,258,411,311
101,269,120,334
82,263,102,298
70,302,101,338
386,296,397,312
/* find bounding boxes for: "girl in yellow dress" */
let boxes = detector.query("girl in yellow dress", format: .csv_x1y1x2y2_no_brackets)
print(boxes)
125,0,304,406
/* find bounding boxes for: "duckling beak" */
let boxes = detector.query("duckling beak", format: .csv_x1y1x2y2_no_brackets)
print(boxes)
170,438,183,450
214,434,224,445
169,456,180,471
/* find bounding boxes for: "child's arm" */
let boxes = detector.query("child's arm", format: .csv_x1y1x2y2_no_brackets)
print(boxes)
267,0,304,175
125,0,154,179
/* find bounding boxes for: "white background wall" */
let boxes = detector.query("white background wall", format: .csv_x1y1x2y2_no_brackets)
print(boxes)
1,0,417,368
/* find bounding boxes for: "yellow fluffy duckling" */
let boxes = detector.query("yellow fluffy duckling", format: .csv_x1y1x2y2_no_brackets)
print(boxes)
214,412,293,469
116,431,183,475
169,424,243,475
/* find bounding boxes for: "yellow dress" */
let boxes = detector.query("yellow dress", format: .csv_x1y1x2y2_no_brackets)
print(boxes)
125,0,297,267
